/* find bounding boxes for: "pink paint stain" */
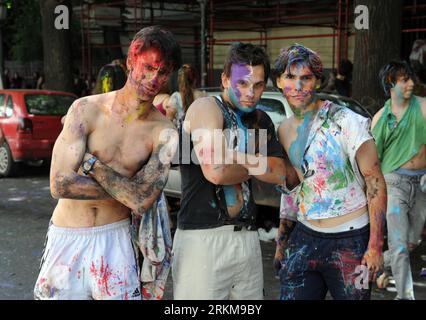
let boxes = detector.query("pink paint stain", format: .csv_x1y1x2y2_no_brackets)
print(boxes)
90,256,113,297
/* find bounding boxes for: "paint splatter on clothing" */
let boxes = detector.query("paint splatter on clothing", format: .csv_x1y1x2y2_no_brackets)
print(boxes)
131,192,172,300
34,219,141,300
280,101,372,221
279,222,371,300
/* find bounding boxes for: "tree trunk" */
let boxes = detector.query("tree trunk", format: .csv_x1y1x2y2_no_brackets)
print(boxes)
352,0,402,114
40,0,73,92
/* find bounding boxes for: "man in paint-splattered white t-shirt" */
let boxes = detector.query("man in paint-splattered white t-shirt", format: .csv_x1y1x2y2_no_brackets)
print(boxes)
274,44,386,300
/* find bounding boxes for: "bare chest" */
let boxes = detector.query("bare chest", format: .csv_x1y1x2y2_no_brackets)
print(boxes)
87,118,153,177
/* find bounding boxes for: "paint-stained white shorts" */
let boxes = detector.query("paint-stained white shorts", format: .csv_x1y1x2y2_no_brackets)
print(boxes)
34,219,141,300
172,225,264,300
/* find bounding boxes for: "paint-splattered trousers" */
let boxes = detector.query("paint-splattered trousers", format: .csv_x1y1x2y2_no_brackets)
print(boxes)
279,223,371,300
34,219,141,300
383,172,426,300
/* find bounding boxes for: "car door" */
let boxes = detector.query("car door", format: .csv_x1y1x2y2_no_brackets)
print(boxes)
0,94,17,144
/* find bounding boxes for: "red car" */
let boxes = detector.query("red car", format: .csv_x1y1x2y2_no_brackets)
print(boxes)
0,89,77,177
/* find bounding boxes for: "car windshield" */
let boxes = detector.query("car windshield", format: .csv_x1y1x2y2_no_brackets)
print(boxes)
24,94,76,116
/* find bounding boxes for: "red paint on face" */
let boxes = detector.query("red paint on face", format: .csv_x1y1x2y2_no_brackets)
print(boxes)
128,44,171,101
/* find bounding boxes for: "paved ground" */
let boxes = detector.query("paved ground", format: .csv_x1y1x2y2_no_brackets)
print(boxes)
0,165,425,300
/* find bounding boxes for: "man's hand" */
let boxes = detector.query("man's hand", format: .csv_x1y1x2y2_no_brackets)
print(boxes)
362,248,384,282
274,245,284,277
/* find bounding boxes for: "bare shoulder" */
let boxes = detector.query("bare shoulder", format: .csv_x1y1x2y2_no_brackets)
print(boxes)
371,106,386,129
278,117,294,136
278,117,294,146
69,92,114,117
185,96,223,130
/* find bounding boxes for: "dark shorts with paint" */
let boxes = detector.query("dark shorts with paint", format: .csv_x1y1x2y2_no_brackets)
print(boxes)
279,222,371,300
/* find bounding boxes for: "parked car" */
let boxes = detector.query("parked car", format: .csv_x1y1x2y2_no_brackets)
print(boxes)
163,89,373,228
0,89,77,177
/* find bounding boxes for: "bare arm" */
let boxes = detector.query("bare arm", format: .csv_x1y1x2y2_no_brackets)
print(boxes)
50,99,111,200
356,139,387,276
228,151,286,185
85,125,178,215
187,97,250,185
0,129,4,145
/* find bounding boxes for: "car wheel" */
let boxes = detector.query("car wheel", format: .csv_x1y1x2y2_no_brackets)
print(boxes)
0,142,17,177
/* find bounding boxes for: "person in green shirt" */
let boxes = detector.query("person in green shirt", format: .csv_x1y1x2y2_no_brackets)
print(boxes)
372,61,426,300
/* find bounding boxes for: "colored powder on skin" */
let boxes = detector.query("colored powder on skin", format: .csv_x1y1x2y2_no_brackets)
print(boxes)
223,185,238,206
228,64,256,113
289,110,315,170
393,83,405,103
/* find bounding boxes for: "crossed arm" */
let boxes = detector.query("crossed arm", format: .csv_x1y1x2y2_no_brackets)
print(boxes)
50,99,178,215
187,97,288,185
50,99,111,200
84,127,178,215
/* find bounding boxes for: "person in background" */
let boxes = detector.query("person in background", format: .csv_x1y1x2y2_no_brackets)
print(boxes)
36,74,45,90
167,64,207,125
2,69,10,89
153,83,171,118
10,72,23,89
372,61,426,300
334,59,353,97
92,59,127,94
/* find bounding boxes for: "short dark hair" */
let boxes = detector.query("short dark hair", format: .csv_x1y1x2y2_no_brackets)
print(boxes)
339,59,353,77
274,43,323,79
379,61,416,97
128,26,182,72
222,42,270,83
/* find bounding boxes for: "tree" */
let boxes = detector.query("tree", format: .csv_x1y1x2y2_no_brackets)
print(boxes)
352,0,402,113
40,0,73,92
5,0,43,62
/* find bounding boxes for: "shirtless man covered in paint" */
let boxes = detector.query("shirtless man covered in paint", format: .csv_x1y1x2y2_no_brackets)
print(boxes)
274,44,386,300
34,26,181,300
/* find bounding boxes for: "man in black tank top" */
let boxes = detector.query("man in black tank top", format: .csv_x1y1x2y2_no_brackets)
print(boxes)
172,43,288,300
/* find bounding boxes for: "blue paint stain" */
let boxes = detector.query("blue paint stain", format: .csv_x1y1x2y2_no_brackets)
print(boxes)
223,186,238,206
289,111,315,170
389,206,401,218
323,131,344,169
306,198,334,217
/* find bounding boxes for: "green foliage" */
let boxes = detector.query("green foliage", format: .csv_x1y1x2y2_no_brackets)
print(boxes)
8,0,43,62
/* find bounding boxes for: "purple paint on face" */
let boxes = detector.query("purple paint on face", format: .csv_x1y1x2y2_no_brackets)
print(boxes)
230,64,252,100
